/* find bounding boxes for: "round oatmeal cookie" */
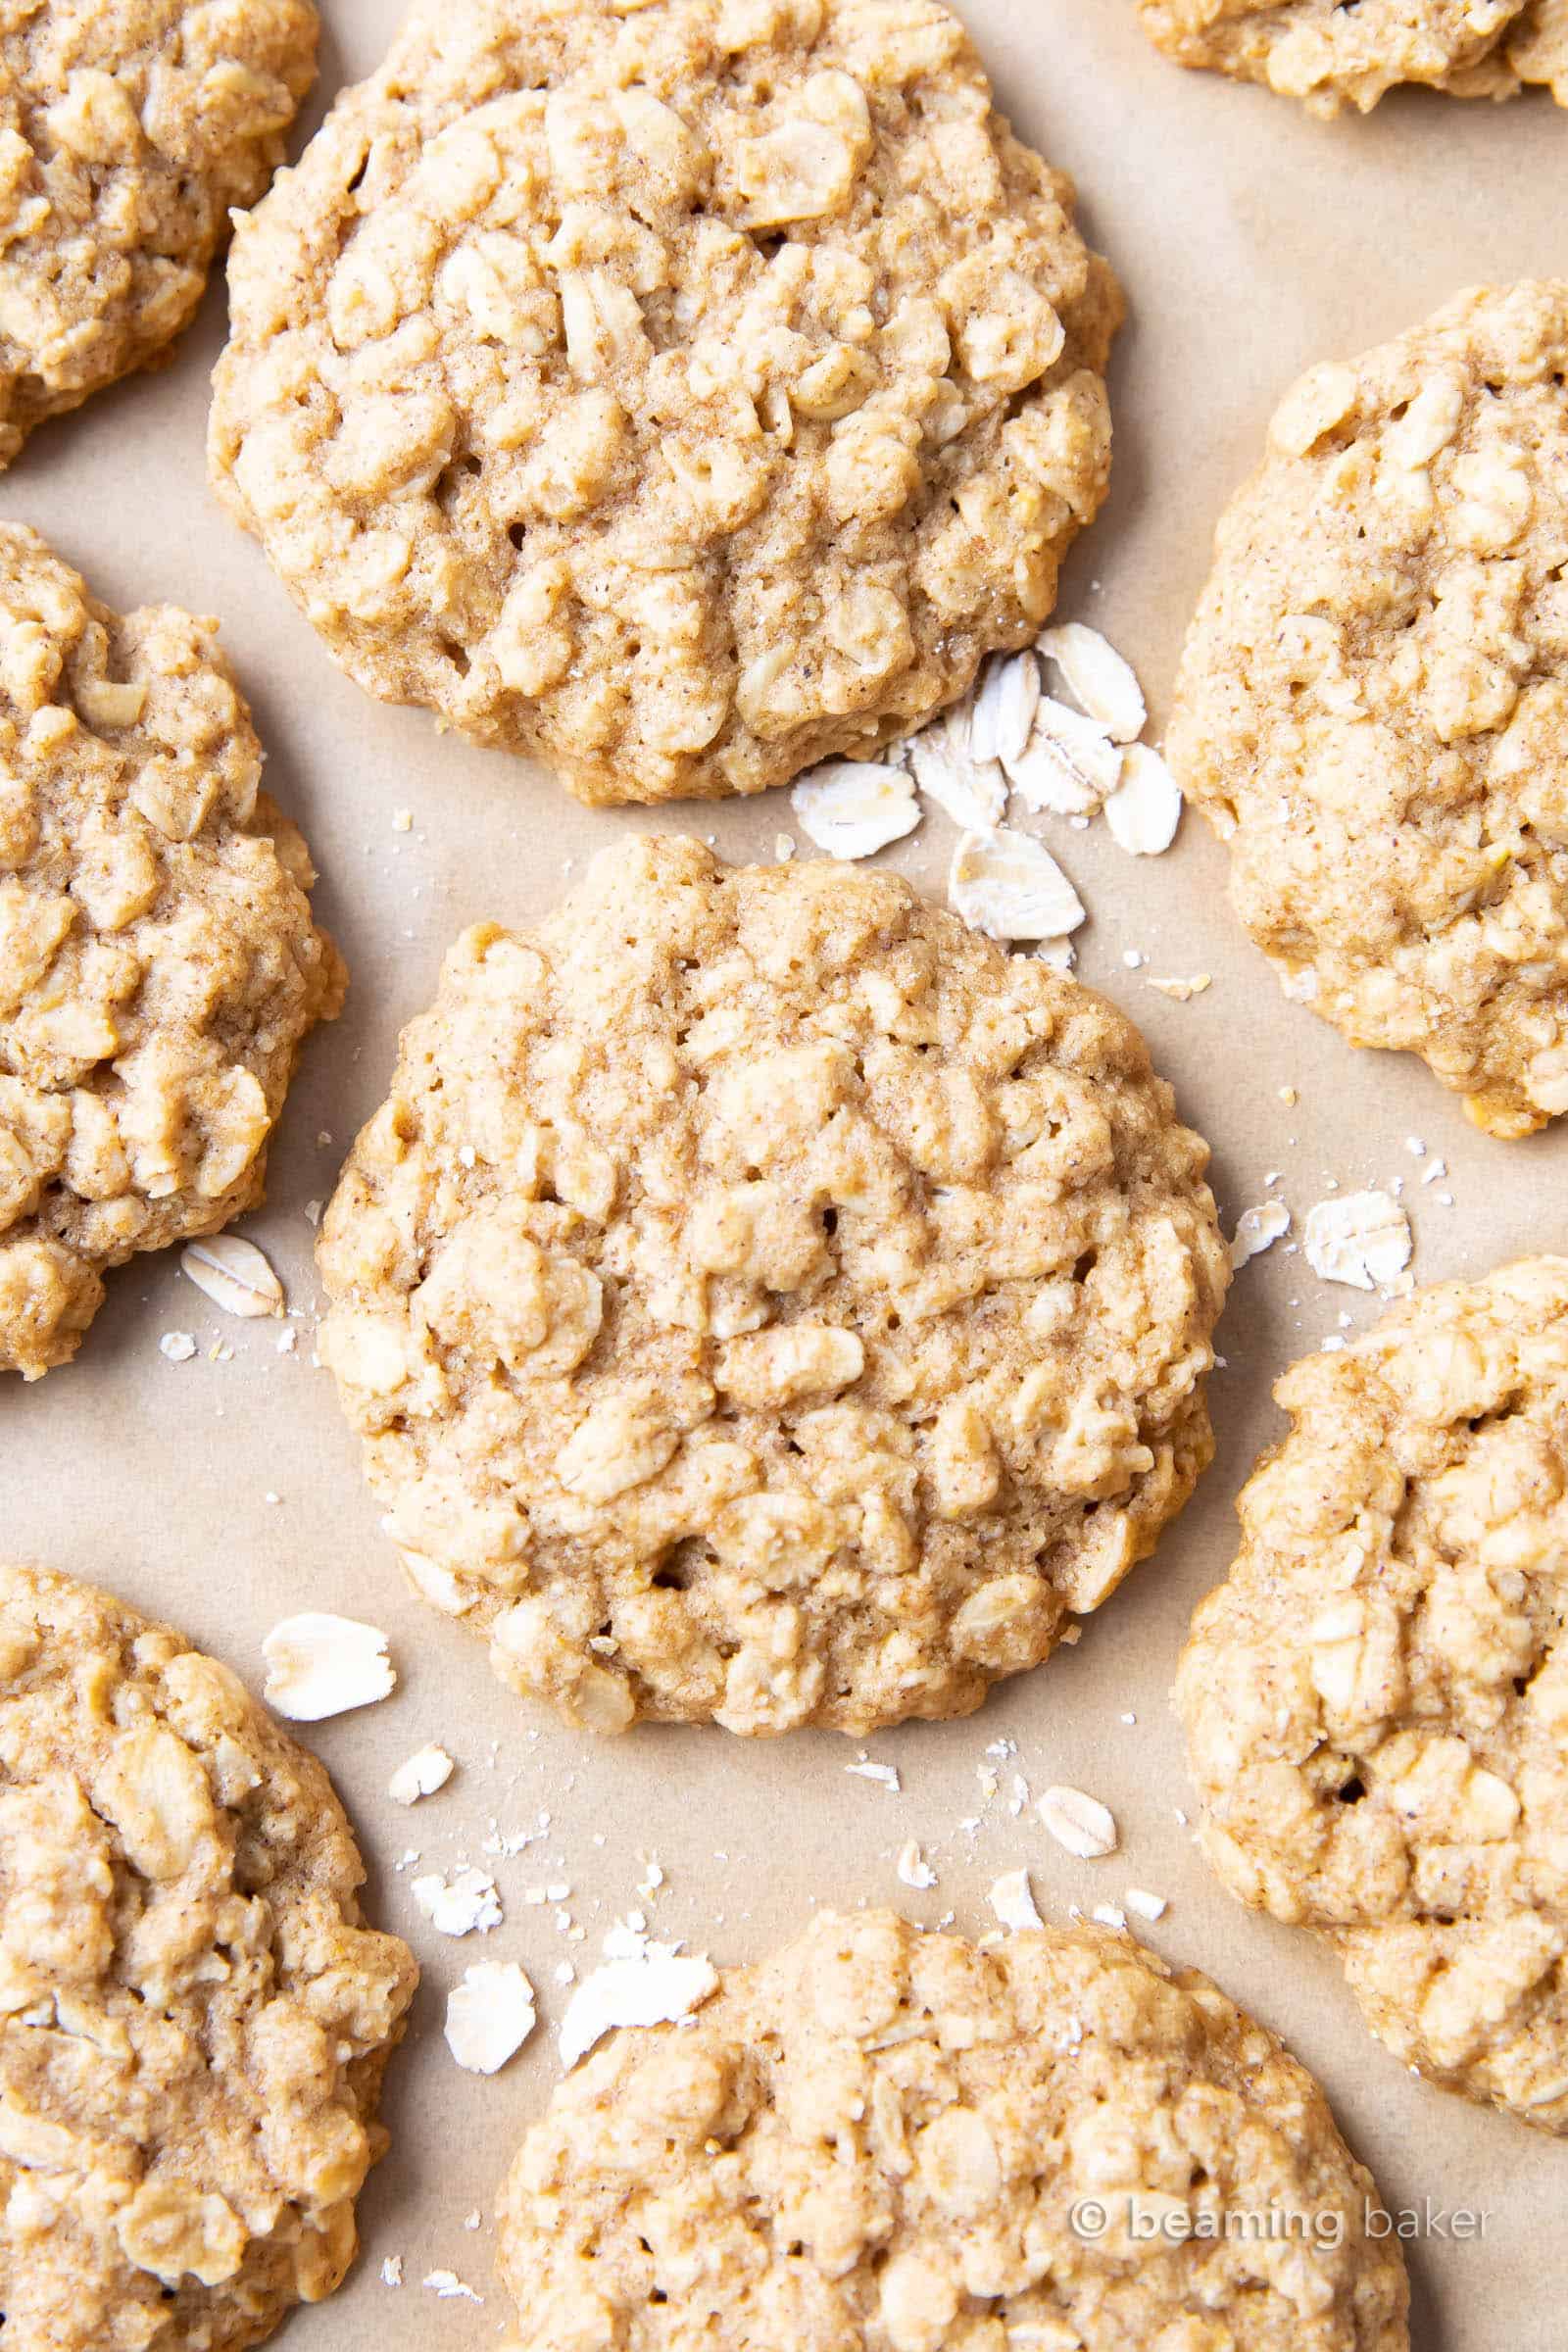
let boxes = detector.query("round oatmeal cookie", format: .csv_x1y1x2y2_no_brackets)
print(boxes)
495,1907,1409,2352
1168,280,1568,1138
0,1561,418,2351
1135,0,1532,115
0,0,318,466
318,836,1228,1737
0,524,344,1379
1177,1256,1568,2134
207,0,1122,808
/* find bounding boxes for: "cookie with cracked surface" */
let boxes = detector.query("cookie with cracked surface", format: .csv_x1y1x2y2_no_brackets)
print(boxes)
0,524,344,1378
0,0,318,466
0,1561,418,2351
1178,1256,1568,2134
1168,280,1568,1138
318,836,1228,1737
496,1907,1409,2352
208,0,1122,807
1135,0,1535,114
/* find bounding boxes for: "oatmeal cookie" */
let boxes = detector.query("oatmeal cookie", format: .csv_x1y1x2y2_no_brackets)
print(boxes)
208,0,1122,807
318,837,1228,1737
1135,0,1535,114
0,1561,418,2351
1168,280,1568,1138
0,524,343,1379
496,1907,1409,2352
0,0,318,466
1178,1257,1568,2133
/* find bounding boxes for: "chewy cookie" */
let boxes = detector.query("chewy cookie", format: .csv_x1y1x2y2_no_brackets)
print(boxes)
0,0,318,466
1136,0,1563,115
0,1561,418,2350
0,525,342,1378
1168,280,1568,1137
1178,1257,1568,2134
209,0,1122,807
496,1907,1409,2352
318,837,1227,1737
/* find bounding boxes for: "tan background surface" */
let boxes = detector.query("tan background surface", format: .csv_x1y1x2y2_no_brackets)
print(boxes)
5,3,1566,2345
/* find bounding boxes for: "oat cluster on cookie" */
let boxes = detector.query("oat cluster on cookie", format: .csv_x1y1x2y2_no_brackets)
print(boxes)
209,0,1121,805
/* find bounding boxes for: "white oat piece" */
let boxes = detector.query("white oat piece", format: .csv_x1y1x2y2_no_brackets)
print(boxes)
559,1922,718,2070
0,1562,417,2351
318,838,1229,1738
0,525,343,1379
495,1909,1409,2351
445,1961,537,2075
209,0,1123,808
1178,1258,1568,2133
1303,1192,1411,1293
0,0,318,466
1038,1783,1118,1861
262,1613,396,1722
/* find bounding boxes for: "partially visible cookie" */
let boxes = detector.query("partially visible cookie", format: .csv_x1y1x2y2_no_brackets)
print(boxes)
0,524,343,1378
1168,280,1568,1137
1136,0,1532,114
496,1908,1409,2352
209,0,1122,807
0,0,318,466
1505,0,1568,97
0,1561,418,2351
318,837,1228,1737
1178,1257,1568,2134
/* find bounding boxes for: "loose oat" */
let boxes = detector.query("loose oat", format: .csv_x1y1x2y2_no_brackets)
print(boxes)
558,1922,718,2070
790,760,921,861
1102,743,1182,857
1038,622,1147,742
445,1960,537,2075
412,1867,504,1938
179,1233,285,1319
262,1612,396,1722
1004,694,1121,816
1230,1200,1292,1270
989,1867,1045,1932
949,826,1086,941
387,1742,455,1805
1039,1784,1118,1860
1303,1192,1412,1292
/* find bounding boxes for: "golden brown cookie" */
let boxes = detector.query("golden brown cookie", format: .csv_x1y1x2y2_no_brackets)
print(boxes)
0,1561,418,2350
0,0,318,465
1178,1257,1568,2134
1168,280,1568,1137
0,524,343,1378
496,1908,1409,2352
318,836,1228,1737
1136,0,1539,114
208,0,1122,806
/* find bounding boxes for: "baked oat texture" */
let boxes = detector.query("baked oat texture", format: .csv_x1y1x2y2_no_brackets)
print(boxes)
208,0,1123,807
1178,1256,1568,2134
318,837,1228,1737
0,1561,418,2351
1168,279,1568,1138
0,0,318,466
0,524,343,1378
496,1907,1410,2352
1135,0,1567,114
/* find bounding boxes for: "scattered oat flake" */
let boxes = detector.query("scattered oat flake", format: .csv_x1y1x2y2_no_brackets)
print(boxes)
423,2271,481,2303
1092,1902,1128,1932
906,706,1006,831
774,833,795,861
445,1960,537,2074
392,808,413,832
846,1757,901,1790
791,760,919,860
159,1330,197,1362
388,1743,455,1805
304,1199,322,1227
1004,695,1120,814
1038,622,1147,741
1039,1785,1118,1860
559,1922,718,2070
896,1838,937,1890
1147,974,1210,1002
262,1613,394,1721
1303,1191,1411,1292
1102,743,1182,856
950,827,1085,942
1124,1887,1167,1923
1034,936,1075,971
989,1868,1045,1933
1229,1200,1292,1271
380,2255,403,2288
412,1867,503,1937
970,651,1040,767
180,1234,284,1318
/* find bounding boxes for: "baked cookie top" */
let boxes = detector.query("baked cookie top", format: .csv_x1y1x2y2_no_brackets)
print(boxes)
0,0,318,466
496,1907,1409,2352
208,0,1122,807
1135,0,1530,114
1168,280,1568,1138
0,524,343,1380
1177,1257,1568,2134
318,837,1227,1737
0,1561,418,2352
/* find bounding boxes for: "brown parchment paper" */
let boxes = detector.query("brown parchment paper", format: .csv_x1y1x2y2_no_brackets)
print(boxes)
5,5,1567,2346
